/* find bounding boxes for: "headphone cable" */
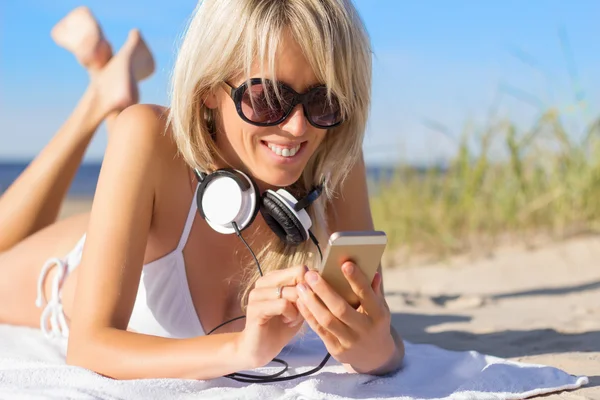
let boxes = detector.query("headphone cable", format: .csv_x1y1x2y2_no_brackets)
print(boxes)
204,222,331,383
232,221,264,277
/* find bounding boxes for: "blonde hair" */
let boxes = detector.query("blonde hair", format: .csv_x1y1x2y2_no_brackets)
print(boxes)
168,0,372,310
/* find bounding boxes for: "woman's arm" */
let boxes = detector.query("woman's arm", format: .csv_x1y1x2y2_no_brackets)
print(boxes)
326,152,405,374
65,105,250,380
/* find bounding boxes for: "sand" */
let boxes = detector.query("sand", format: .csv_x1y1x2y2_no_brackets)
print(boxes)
384,236,600,399
58,197,96,220
60,198,600,399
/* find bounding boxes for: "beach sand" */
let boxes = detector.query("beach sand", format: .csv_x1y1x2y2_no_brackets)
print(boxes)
60,198,599,398
58,197,96,220
384,236,600,399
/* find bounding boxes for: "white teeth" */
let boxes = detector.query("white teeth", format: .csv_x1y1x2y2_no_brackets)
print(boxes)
267,143,301,158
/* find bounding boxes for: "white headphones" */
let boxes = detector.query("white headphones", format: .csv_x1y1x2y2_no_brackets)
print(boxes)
194,168,323,246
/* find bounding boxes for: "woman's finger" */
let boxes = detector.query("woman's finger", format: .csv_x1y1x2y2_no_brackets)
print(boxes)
248,285,299,304
341,262,383,319
296,298,340,349
250,298,299,325
254,265,307,289
296,282,355,344
303,270,363,328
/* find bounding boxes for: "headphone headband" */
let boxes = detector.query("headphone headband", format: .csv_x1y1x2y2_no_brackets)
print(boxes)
293,184,323,211
193,168,206,182
195,168,250,191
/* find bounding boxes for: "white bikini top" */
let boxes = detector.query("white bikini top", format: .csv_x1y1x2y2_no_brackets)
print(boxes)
128,188,206,338
35,185,206,340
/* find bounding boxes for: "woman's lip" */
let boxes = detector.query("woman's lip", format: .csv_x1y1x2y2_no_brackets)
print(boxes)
261,140,305,148
260,141,306,162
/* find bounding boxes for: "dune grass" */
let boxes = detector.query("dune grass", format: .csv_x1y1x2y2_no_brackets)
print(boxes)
369,110,600,266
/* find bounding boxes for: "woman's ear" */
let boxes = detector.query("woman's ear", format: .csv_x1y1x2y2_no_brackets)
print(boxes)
203,89,219,109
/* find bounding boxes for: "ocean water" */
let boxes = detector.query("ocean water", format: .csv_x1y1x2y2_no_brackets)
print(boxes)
0,162,102,196
0,162,398,197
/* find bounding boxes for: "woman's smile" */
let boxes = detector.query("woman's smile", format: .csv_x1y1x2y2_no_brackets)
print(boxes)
260,140,307,165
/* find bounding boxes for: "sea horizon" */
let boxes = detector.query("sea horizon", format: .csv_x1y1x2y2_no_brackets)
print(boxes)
0,160,412,197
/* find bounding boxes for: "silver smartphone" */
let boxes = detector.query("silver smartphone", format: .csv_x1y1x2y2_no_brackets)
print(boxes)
317,231,387,307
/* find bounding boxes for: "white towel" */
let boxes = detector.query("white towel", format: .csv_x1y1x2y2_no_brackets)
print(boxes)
0,324,588,400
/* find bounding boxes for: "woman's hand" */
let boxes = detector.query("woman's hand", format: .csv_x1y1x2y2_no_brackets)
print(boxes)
236,266,307,369
295,261,402,375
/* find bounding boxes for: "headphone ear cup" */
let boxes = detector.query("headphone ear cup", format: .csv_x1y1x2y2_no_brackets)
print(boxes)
261,191,308,246
197,169,259,234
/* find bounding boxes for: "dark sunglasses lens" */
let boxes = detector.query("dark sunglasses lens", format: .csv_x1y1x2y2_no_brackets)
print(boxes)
307,87,342,127
240,82,289,124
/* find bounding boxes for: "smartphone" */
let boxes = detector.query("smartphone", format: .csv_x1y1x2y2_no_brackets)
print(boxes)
317,231,387,308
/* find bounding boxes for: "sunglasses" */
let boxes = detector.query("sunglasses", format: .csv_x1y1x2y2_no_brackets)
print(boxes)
223,78,343,129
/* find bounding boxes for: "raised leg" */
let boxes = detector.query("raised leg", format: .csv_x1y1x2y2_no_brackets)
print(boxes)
0,85,106,252
0,13,154,252
51,6,113,70
51,7,155,136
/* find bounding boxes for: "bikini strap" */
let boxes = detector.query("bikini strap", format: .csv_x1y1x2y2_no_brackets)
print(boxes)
176,184,200,251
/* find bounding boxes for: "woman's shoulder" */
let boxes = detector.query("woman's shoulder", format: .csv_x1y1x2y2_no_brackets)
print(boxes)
112,103,171,140
108,104,179,162
103,104,190,189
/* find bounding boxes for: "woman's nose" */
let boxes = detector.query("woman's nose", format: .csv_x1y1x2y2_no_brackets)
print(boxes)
280,104,307,137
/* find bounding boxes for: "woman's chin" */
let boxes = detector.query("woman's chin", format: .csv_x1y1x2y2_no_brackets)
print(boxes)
254,168,304,190
264,175,302,189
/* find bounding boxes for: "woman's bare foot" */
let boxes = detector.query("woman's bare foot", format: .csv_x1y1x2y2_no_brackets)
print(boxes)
52,7,155,82
92,29,156,115
127,29,155,82
51,6,112,70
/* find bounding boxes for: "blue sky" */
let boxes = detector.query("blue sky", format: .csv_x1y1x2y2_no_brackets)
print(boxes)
1,0,598,165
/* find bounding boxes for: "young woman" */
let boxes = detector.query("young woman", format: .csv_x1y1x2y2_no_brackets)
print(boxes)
0,0,404,380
